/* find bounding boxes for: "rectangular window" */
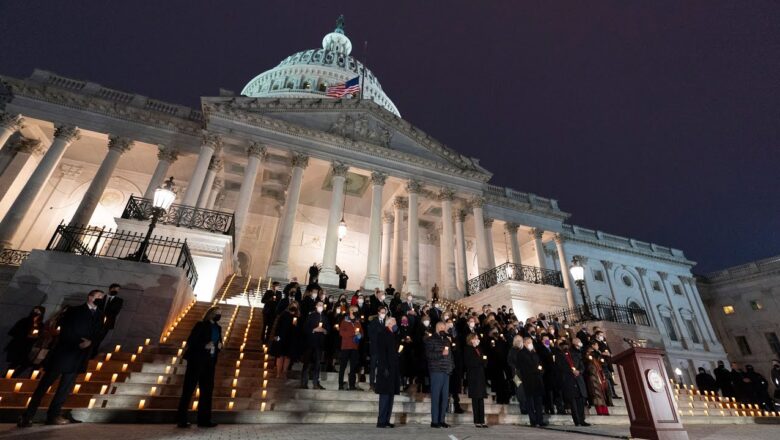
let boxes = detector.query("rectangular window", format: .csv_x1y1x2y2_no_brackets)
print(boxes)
750,300,763,311
684,319,700,344
672,284,683,295
662,316,678,341
765,333,780,356
736,336,752,356
652,281,662,291
722,305,735,315
593,270,605,282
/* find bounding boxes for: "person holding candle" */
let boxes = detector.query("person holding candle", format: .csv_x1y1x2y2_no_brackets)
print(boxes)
300,301,328,390
555,339,590,426
464,333,488,427
4,306,45,378
424,321,454,428
375,317,400,428
270,301,299,379
584,341,610,415
338,306,363,390
516,336,546,427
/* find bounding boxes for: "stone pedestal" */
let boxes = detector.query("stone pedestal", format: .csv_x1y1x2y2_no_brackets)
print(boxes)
458,280,568,321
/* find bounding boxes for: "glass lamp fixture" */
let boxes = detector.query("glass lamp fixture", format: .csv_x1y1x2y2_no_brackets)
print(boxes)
338,216,347,240
153,177,176,211
570,257,585,282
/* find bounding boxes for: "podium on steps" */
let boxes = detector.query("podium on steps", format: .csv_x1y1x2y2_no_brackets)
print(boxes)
612,346,689,440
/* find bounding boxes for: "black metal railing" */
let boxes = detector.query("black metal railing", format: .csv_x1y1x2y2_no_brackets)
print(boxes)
547,302,651,326
0,248,30,266
46,224,198,288
121,196,235,244
466,261,564,295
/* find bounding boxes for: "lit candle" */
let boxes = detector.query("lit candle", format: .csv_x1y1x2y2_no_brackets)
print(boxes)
293,317,298,325
398,345,404,353
482,355,487,360
537,365,543,371
32,329,39,336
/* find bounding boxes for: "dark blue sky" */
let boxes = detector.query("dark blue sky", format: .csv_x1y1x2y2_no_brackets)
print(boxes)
1,1,778,273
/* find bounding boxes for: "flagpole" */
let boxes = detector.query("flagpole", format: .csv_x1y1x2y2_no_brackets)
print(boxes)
360,40,368,100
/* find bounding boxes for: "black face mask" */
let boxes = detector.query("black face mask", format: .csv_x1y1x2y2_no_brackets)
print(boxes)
213,314,222,322
109,291,119,296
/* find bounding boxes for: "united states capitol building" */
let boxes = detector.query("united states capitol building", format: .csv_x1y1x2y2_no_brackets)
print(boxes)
0,20,726,384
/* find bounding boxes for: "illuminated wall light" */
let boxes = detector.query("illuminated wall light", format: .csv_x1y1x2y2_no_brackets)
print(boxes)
235,369,240,378
111,373,118,383
182,341,187,348
138,399,146,409
263,371,268,379
263,362,268,369
171,356,178,364
235,361,241,368
26,397,31,406
177,349,183,357
88,398,96,409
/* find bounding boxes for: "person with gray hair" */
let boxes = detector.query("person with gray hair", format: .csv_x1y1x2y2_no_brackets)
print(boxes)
375,317,399,428
425,321,454,428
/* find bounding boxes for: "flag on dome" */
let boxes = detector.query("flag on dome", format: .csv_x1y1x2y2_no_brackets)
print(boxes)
326,76,360,98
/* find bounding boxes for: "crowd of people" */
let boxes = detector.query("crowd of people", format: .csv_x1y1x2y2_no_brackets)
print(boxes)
261,280,632,428
698,360,780,411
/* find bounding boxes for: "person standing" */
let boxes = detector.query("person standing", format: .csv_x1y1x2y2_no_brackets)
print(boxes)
5,306,45,378
367,306,388,391
93,283,123,355
517,336,546,427
464,333,488,428
507,335,527,415
261,281,281,343
375,317,399,428
269,301,299,379
308,262,320,285
338,306,363,390
556,339,590,426
300,301,328,390
714,360,734,398
338,270,349,289
18,290,105,427
176,306,222,428
696,367,718,394
425,322,454,428
771,361,780,403
584,342,610,415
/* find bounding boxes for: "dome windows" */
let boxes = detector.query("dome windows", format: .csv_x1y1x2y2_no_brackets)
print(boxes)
302,81,312,90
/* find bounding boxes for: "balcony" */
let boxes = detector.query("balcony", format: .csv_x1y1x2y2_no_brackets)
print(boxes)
0,249,30,267
121,196,235,245
548,302,651,327
466,262,564,295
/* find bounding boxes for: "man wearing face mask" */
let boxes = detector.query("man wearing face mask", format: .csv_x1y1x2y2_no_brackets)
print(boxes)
301,286,317,319
375,317,400,428
594,330,619,399
261,281,281,343
414,315,433,392
555,339,589,426
425,322,455,428
92,283,123,356
369,288,385,317
176,306,222,428
517,337,546,427
539,335,565,415
300,301,329,390
367,306,388,391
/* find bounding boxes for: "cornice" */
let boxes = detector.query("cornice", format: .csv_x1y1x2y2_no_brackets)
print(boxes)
561,228,695,267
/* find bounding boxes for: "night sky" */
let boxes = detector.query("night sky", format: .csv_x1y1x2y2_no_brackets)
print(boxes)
1,1,778,273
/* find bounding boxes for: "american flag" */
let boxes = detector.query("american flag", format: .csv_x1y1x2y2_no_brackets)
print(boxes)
326,76,360,99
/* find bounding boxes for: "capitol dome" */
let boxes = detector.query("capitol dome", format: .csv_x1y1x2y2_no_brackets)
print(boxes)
240,16,400,117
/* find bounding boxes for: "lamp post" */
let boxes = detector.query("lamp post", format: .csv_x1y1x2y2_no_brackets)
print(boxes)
127,177,176,262
570,256,597,321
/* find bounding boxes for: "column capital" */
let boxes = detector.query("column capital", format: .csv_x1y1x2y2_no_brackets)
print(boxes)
247,141,268,159
470,196,485,208
635,267,648,276
601,260,614,270
13,137,44,156
201,132,223,151
438,187,455,201
573,254,589,265
393,196,408,209
331,161,350,177
455,209,467,222
382,211,394,223
208,155,224,171
658,271,669,280
553,232,566,244
529,227,544,240
406,179,423,194
107,135,134,154
483,217,494,228
290,152,309,169
212,177,224,190
157,145,179,162
370,171,387,186
53,124,81,143
0,112,24,130
505,222,520,233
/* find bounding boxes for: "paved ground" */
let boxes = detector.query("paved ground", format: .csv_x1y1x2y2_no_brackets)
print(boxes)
0,423,778,440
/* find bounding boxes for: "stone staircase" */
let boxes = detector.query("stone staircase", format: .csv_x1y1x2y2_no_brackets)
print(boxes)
1,273,771,425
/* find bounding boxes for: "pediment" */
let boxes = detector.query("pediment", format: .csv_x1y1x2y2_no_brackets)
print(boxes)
202,97,491,180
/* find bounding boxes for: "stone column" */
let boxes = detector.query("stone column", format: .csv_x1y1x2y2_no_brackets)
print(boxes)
529,228,547,269
658,271,688,347
484,218,496,269
69,135,133,227
681,276,717,345
206,178,223,210
196,155,223,208
0,138,45,218
438,188,457,297
553,234,576,308
405,181,423,295
233,142,266,245
454,209,468,294
0,112,24,153
505,222,522,265
181,133,221,206
390,197,407,291
319,162,349,286
635,267,660,328
471,197,490,274
363,171,387,290
601,260,619,303
143,146,179,200
380,212,393,284
267,153,308,280
0,125,80,249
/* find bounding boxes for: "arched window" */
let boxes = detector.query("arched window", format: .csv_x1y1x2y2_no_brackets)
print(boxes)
285,81,294,89
318,82,328,92
302,81,312,90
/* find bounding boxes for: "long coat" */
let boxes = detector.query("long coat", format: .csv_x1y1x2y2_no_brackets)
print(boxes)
374,328,400,395
516,348,545,397
464,346,488,399
183,320,222,363
44,304,104,373
95,295,124,330
4,316,41,365
584,349,609,406
555,348,588,400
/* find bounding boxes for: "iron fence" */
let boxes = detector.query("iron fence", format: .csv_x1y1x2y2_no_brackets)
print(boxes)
46,224,198,288
121,195,235,243
466,261,564,295
0,248,30,266
547,302,651,326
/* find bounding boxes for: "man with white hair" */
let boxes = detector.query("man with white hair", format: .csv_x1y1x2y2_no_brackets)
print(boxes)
374,317,399,428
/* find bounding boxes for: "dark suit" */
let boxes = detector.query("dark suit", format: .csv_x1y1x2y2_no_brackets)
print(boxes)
517,348,546,426
95,295,123,330
464,346,488,424
375,327,399,427
177,320,221,425
23,303,103,422
556,348,588,425
300,311,328,387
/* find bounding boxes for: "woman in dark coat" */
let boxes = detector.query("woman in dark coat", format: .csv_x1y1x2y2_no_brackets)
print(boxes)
177,306,222,428
4,306,45,378
517,337,547,427
398,316,415,389
464,333,488,427
375,317,400,428
270,301,299,379
584,343,610,415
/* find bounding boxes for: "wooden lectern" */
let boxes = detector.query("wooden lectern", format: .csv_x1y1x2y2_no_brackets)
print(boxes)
612,347,689,440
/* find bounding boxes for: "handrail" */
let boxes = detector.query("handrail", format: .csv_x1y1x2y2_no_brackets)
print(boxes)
121,196,235,245
466,261,564,295
547,302,651,326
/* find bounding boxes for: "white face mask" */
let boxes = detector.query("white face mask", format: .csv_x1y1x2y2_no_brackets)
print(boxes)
358,299,364,305
316,306,324,313
472,340,480,348
525,344,534,351
311,293,317,299
379,313,386,320
407,296,413,302
468,322,475,329
423,320,430,327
